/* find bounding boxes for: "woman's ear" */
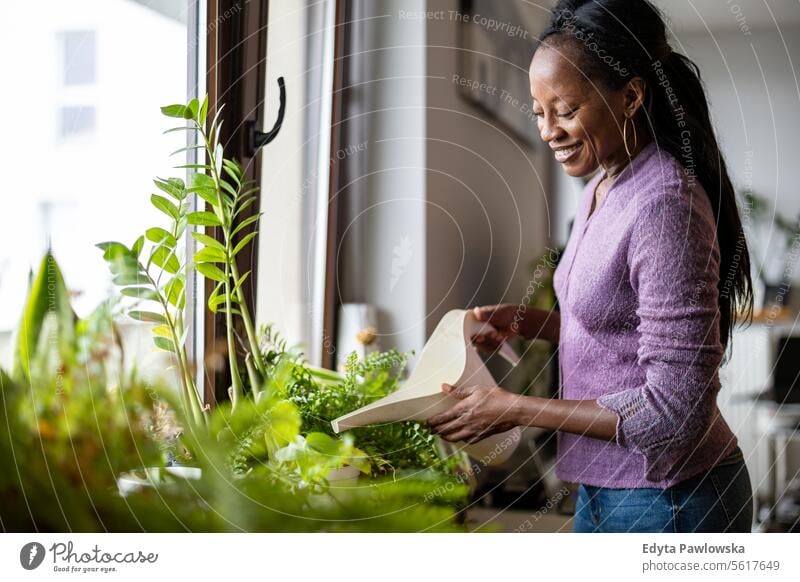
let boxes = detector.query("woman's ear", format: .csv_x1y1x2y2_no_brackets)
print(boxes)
623,77,647,118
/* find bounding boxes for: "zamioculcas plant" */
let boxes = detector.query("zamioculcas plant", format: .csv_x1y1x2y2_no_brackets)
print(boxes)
97,173,206,428
99,95,269,426
160,97,267,408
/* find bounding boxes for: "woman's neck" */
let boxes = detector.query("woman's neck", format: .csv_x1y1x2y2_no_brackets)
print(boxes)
601,132,653,179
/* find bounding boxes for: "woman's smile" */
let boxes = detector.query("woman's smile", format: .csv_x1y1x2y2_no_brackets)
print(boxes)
552,142,583,164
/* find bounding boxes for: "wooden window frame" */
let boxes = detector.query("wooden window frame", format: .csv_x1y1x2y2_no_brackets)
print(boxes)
202,0,349,402
203,0,269,404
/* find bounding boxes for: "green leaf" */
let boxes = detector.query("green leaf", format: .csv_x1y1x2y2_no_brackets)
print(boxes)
151,194,179,220
176,215,188,239
222,162,241,186
175,163,213,171
11,252,75,382
179,325,190,347
208,293,238,310
219,178,237,199
194,246,227,264
128,310,167,324
187,211,221,227
131,236,145,258
190,172,216,190
187,98,200,119
216,307,241,315
193,188,219,207
232,270,251,297
97,241,131,262
231,213,261,237
195,262,227,282
263,399,302,457
207,281,224,312
154,177,186,200
198,95,209,127
191,232,226,252
169,143,205,158
163,125,197,134
113,271,148,286
189,173,219,206
161,104,190,118
232,231,258,257
233,197,259,219
153,336,176,352
164,276,185,308
145,227,177,248
214,144,224,178
222,158,242,176
120,287,159,301
152,324,172,338
150,245,180,274
208,103,225,137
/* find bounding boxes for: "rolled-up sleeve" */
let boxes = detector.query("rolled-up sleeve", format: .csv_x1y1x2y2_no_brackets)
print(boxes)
596,183,724,482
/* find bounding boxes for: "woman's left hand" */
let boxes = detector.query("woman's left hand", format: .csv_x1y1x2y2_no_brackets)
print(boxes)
428,384,520,443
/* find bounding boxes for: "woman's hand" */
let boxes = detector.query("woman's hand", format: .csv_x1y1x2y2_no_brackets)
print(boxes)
471,304,526,353
428,383,520,443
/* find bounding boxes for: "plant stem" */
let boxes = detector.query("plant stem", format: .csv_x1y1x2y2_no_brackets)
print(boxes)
199,120,267,389
223,261,244,409
229,260,267,376
145,270,205,427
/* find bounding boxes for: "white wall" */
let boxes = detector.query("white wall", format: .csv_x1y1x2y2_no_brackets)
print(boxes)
359,0,429,356
675,28,800,285
425,0,551,336
350,0,551,366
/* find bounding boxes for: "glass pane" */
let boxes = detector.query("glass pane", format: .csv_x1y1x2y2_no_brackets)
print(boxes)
256,0,336,366
0,1,192,367
60,30,96,86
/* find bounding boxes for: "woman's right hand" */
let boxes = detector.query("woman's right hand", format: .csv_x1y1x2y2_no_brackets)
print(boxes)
470,304,527,353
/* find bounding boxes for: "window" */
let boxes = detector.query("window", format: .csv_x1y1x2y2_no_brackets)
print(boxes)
0,2,199,376
60,30,96,86
58,105,96,138
255,0,337,367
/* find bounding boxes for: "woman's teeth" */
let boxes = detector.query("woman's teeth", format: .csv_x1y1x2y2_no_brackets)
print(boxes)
554,144,581,162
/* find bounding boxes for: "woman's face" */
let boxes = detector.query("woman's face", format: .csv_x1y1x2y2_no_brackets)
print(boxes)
529,42,630,178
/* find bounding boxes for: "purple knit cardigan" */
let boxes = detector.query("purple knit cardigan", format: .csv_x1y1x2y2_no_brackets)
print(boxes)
553,140,738,489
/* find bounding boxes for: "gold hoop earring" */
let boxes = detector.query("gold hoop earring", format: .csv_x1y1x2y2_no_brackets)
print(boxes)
623,116,637,158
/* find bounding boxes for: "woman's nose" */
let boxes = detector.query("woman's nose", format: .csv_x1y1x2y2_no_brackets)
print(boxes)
539,113,564,143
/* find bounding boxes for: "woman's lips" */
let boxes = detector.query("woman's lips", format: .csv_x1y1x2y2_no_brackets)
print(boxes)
553,143,582,163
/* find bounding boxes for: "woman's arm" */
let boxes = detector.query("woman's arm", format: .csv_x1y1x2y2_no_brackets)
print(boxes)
472,305,561,347
428,384,617,444
515,395,617,440
526,307,561,344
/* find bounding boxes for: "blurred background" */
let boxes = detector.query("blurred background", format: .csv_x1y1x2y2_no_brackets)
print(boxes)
1,0,799,532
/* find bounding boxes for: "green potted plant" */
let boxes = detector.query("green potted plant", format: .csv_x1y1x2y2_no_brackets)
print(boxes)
1,252,469,531
86,96,467,512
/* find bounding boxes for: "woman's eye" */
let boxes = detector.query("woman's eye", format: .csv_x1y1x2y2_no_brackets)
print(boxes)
558,107,578,118
533,111,544,118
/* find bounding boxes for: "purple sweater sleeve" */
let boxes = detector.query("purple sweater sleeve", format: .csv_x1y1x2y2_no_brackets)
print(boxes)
596,184,724,481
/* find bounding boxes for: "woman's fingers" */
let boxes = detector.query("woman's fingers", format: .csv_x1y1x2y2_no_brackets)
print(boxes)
472,305,493,321
430,417,465,436
471,330,506,351
473,304,520,336
428,402,466,426
439,429,477,443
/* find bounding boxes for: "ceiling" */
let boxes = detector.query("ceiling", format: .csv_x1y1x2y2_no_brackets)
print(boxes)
651,0,800,33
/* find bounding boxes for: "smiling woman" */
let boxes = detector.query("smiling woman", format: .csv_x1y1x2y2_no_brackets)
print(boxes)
428,0,756,533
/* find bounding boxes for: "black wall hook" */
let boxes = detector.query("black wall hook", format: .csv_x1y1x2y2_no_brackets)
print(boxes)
247,76,286,156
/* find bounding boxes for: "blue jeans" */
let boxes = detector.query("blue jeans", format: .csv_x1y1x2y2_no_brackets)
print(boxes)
574,447,753,532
